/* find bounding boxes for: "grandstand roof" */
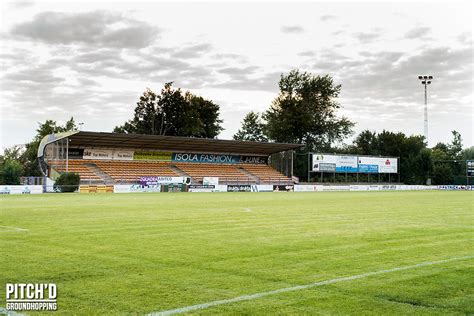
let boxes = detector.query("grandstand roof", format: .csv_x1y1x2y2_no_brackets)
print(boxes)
39,131,303,157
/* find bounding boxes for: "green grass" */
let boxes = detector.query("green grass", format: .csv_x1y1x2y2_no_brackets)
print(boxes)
0,191,473,315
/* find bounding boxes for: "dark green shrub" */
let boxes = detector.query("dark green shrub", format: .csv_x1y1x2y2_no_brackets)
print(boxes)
54,172,80,192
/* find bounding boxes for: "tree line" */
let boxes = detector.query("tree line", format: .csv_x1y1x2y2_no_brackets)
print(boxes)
1,70,472,185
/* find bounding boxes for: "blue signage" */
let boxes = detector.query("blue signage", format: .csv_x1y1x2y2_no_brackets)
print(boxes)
335,166,359,173
358,164,379,173
172,153,241,164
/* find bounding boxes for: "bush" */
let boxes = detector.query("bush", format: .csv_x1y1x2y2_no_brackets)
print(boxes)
54,172,80,192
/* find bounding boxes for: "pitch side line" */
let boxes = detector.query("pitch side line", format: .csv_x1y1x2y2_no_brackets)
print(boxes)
149,255,474,316
0,226,28,232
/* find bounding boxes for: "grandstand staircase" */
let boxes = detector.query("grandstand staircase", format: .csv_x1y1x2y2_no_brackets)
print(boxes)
170,165,195,183
237,167,260,184
84,163,115,184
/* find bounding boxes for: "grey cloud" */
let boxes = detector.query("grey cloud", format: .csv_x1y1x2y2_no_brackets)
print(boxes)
173,43,212,59
298,50,315,57
281,25,304,33
320,15,336,22
11,11,159,48
353,31,381,43
217,66,259,76
404,26,430,39
210,71,282,92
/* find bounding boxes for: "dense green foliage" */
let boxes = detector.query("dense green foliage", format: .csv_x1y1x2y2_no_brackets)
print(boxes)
1,192,472,314
264,70,354,149
53,172,80,192
114,82,223,138
0,159,23,184
233,111,268,142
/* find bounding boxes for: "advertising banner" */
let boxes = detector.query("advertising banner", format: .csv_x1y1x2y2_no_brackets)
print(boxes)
83,148,113,160
114,184,161,193
67,148,84,159
173,153,240,164
357,156,379,173
273,185,294,192
467,160,474,177
378,158,398,173
133,151,172,161
227,185,252,192
139,176,189,185
312,154,358,173
239,156,268,164
250,185,273,192
188,185,215,192
203,177,219,186
313,154,398,173
0,185,43,194
113,150,134,160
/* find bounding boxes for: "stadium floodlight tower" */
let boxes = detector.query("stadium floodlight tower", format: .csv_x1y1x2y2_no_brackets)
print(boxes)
417,75,433,143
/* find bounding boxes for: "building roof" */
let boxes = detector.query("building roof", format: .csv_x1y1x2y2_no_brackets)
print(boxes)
38,131,303,157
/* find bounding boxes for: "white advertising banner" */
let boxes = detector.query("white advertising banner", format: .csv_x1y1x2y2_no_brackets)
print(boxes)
0,185,43,194
378,157,398,173
203,177,219,186
83,148,113,160
113,150,134,160
114,184,161,193
251,185,274,192
312,154,358,173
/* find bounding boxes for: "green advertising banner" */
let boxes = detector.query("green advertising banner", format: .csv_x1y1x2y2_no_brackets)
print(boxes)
133,151,172,161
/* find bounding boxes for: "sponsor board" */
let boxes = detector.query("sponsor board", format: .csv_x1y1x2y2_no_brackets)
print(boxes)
114,184,161,193
139,176,190,185
67,148,84,158
313,154,398,173
378,158,397,173
294,185,320,192
273,185,294,192
83,148,113,160
0,185,43,194
203,177,219,186
467,160,474,177
113,150,134,160
357,156,379,173
437,185,473,191
312,154,358,173
173,153,240,164
227,184,252,192
251,185,273,192
239,156,268,164
133,151,172,161
188,185,215,192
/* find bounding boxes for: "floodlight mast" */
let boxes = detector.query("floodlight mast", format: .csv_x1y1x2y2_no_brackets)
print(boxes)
417,75,433,143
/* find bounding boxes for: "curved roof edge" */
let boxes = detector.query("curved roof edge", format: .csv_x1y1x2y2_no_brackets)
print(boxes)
37,130,80,158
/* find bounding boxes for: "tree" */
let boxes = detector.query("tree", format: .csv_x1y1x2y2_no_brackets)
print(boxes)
186,93,223,138
448,130,463,159
1,159,23,184
233,111,268,142
114,83,223,138
352,130,378,155
263,70,354,151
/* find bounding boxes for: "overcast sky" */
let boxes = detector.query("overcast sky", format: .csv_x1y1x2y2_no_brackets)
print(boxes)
0,0,472,151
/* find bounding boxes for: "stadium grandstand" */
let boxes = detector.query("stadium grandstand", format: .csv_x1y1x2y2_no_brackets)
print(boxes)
37,131,302,185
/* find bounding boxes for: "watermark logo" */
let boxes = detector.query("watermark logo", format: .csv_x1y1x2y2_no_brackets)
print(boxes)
6,283,57,311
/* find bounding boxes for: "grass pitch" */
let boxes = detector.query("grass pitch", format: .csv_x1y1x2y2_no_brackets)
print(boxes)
0,191,473,315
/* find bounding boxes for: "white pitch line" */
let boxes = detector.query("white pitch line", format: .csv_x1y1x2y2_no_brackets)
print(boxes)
149,255,474,316
0,307,26,315
0,226,28,232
